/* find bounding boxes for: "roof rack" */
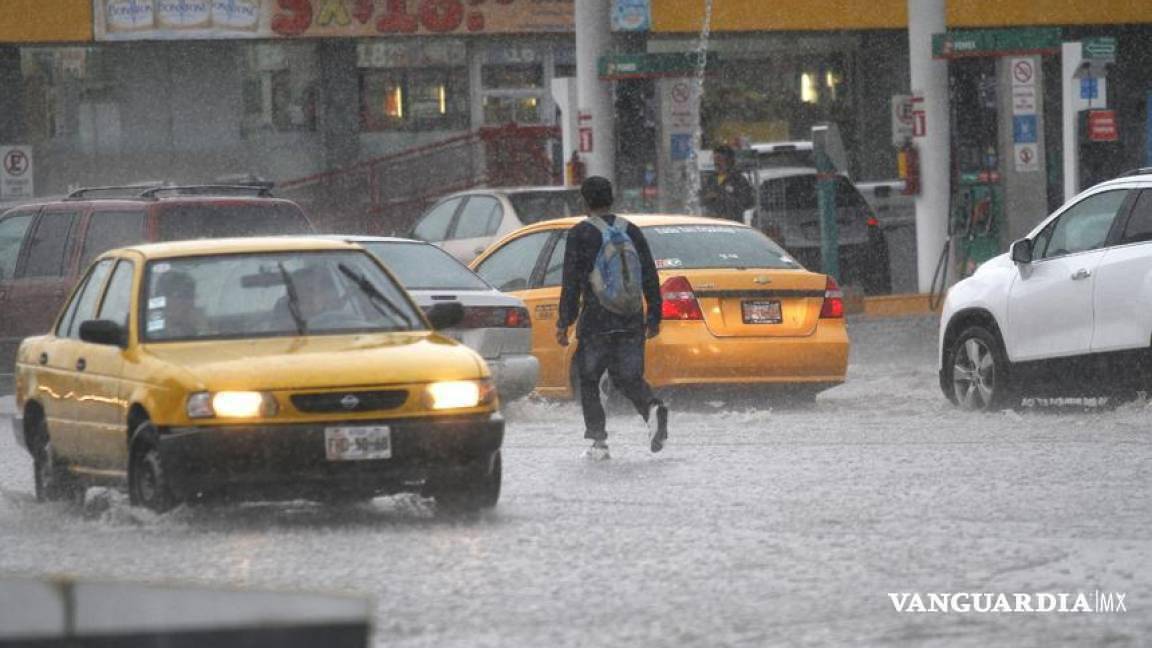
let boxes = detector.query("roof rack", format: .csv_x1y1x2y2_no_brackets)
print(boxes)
1120,167,1152,178
138,184,275,199
64,184,168,200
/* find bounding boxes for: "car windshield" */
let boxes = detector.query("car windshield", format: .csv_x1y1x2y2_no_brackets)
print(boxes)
141,250,424,342
156,203,313,241
643,224,800,270
508,190,586,224
361,241,491,291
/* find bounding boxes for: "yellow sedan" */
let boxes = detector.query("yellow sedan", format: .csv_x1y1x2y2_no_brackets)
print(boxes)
13,237,503,512
470,215,849,400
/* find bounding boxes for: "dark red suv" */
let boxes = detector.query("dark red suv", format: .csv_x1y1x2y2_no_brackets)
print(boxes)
0,185,314,387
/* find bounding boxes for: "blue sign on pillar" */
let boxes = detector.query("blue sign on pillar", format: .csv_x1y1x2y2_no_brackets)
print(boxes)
1080,78,1099,101
670,133,693,161
1013,115,1038,144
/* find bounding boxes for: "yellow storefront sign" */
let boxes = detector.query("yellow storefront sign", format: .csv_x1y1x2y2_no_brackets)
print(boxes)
651,0,1152,33
0,0,92,43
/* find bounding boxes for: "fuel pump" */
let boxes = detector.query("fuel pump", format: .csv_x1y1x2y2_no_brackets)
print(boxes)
948,59,1003,280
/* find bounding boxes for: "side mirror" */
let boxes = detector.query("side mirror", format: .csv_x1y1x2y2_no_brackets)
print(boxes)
1010,238,1033,265
426,302,464,330
79,320,126,347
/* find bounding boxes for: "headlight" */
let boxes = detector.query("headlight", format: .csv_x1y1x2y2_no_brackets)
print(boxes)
425,380,495,410
187,391,277,419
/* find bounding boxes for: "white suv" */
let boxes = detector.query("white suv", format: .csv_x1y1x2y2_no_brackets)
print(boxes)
939,171,1152,410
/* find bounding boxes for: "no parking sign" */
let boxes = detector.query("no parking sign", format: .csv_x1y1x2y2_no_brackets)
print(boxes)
0,146,34,199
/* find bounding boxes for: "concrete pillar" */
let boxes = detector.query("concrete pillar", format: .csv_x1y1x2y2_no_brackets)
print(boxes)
908,0,950,293
575,0,615,181
997,56,1048,244
1062,42,1107,202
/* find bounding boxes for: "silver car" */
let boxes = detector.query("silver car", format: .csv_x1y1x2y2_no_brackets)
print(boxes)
411,186,586,263
338,236,540,402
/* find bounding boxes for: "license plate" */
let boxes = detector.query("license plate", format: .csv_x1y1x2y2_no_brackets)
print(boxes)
742,300,782,324
324,426,392,461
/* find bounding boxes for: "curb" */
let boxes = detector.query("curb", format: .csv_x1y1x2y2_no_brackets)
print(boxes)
845,293,942,319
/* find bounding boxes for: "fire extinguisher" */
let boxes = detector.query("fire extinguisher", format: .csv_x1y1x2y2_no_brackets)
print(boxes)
898,144,920,195
566,151,586,187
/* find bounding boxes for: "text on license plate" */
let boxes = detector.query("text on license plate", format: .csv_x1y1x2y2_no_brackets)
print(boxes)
742,300,782,324
324,426,392,461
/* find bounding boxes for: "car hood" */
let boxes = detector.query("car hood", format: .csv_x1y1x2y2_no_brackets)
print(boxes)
141,332,486,391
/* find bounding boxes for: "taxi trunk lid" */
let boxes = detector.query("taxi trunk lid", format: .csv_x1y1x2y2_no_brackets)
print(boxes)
672,269,827,338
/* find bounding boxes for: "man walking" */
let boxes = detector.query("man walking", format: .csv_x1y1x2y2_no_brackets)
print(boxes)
701,144,755,223
556,176,669,460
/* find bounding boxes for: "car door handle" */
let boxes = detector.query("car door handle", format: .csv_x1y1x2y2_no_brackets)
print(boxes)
39,352,48,365
1071,268,1091,280
76,358,86,371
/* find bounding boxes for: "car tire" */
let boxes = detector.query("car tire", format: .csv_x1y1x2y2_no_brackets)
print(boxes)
946,325,1018,412
128,424,177,513
432,451,501,514
29,415,80,503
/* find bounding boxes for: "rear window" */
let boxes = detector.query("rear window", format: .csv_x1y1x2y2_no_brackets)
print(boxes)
643,225,799,270
508,190,586,225
760,176,868,213
756,149,815,169
361,241,490,291
157,203,312,241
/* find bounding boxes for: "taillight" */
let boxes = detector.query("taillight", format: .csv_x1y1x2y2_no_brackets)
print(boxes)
660,276,703,320
450,306,531,329
866,214,880,227
820,276,844,319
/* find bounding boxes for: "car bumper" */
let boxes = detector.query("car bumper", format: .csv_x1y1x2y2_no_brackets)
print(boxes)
157,413,504,500
487,353,540,401
646,320,849,388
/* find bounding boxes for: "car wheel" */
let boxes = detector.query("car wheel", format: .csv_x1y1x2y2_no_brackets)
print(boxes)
433,451,501,514
30,416,80,503
947,326,1017,411
128,427,176,513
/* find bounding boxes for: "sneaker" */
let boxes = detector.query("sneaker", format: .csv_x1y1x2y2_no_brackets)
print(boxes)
647,402,669,453
583,440,610,461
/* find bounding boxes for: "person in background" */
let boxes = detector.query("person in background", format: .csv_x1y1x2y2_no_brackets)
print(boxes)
701,144,755,223
556,176,669,461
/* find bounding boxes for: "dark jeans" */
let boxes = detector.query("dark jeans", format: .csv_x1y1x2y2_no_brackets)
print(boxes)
575,331,658,441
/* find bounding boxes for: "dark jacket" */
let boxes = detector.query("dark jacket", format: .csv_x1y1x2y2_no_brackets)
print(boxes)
702,170,755,222
557,215,662,336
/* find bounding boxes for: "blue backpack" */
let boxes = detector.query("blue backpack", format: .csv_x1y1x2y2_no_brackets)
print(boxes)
588,215,644,315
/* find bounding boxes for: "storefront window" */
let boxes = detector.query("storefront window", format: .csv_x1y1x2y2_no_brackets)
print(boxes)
482,95,541,125
361,67,468,132
482,63,544,89
241,43,317,134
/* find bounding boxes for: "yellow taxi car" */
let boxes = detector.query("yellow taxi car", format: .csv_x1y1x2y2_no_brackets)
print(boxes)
12,237,503,513
470,215,849,399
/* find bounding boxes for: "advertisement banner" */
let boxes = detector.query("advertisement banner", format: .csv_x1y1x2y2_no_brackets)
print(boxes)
612,0,649,32
94,0,574,40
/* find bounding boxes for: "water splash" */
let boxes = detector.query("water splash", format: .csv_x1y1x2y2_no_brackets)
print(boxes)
684,0,714,215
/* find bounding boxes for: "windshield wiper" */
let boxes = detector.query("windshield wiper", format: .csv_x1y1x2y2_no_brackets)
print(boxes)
277,262,307,335
337,263,415,329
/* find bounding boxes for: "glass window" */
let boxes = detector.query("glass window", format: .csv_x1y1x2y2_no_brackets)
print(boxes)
242,43,318,134
0,212,34,281
482,95,542,125
142,251,423,342
361,68,468,132
452,196,503,240
81,210,145,269
541,235,566,288
57,259,113,338
21,212,77,278
156,204,311,241
362,241,490,291
96,260,135,329
1120,190,1152,245
1040,190,1129,259
413,199,461,242
474,231,550,292
644,225,799,270
508,190,587,225
481,64,544,89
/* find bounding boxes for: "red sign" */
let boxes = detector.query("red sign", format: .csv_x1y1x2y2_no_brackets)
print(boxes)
911,96,926,138
1088,110,1119,142
579,127,594,153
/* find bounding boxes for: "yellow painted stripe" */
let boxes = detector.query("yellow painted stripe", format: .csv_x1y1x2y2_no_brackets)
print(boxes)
0,0,92,44
949,0,1152,27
